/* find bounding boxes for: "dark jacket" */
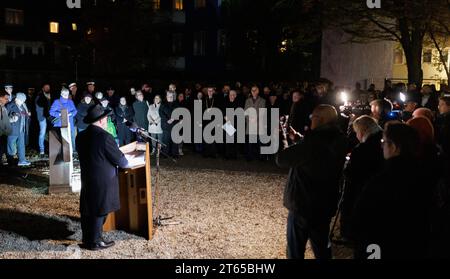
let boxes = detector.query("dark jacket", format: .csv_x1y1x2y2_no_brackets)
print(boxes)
76,125,128,216
352,156,430,259
160,101,179,131
35,91,51,122
276,123,348,221
0,104,12,136
132,100,149,130
437,112,450,157
341,131,384,237
75,101,95,130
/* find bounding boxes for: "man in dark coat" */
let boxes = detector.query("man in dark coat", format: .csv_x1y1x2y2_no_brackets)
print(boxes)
115,97,134,146
76,105,129,251
276,105,348,259
340,116,384,241
75,92,95,133
160,92,179,157
35,84,52,155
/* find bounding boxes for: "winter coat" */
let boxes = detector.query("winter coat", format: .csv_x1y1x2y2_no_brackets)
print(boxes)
76,125,128,216
49,97,77,128
147,103,162,134
132,100,149,130
0,104,12,136
276,123,348,221
352,156,430,259
75,101,95,130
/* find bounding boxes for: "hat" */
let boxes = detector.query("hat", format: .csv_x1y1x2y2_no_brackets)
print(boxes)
84,105,112,124
69,83,77,88
4,84,13,89
86,81,95,86
82,92,93,98
15,92,26,102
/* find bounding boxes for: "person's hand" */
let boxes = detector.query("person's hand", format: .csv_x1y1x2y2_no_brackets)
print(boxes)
10,115,19,123
28,112,32,117
123,119,127,123
68,113,72,117
288,127,303,142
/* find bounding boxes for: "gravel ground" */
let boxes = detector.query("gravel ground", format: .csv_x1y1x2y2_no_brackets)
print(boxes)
0,152,352,259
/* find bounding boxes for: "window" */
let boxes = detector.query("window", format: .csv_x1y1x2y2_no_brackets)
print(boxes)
423,49,432,63
193,31,206,56
72,23,78,31
217,29,227,55
172,33,184,55
6,46,13,59
5,9,24,25
24,47,32,56
194,0,206,9
394,49,404,65
153,0,161,10
15,47,22,58
174,0,183,10
49,22,59,33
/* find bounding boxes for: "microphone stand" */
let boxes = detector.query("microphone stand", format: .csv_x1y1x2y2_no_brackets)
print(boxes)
134,129,182,229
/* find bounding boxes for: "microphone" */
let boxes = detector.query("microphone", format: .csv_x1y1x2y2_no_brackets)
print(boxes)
125,121,150,137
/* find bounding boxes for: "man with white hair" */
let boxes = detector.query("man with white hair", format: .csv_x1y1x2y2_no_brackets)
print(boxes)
49,88,78,149
6,92,31,166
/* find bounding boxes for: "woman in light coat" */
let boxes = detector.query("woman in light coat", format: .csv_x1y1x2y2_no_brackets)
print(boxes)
147,95,163,155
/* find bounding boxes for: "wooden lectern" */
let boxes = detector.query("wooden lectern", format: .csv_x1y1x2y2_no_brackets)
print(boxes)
103,142,154,240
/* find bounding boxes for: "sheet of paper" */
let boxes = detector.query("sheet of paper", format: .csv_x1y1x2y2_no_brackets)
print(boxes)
222,121,237,136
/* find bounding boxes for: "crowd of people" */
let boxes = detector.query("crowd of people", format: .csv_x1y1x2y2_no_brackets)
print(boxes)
277,79,450,259
1,78,450,258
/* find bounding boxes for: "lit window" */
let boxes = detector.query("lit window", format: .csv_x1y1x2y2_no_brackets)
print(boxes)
5,9,24,25
194,0,206,9
49,22,59,33
174,0,183,10
394,49,403,65
153,0,161,10
423,49,432,63
72,23,78,31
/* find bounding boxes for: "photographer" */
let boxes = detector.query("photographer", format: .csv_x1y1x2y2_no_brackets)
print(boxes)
277,105,348,259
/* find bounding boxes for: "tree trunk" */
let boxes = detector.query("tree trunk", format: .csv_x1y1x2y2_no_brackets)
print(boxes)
403,41,423,87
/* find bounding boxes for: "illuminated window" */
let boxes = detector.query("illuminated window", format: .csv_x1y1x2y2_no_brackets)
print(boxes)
194,0,206,9
5,9,24,25
423,49,432,63
394,49,404,65
153,0,161,10
72,23,78,31
49,22,59,33
174,0,183,10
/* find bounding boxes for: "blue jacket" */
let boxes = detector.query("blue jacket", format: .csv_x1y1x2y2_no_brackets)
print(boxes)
49,97,77,128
